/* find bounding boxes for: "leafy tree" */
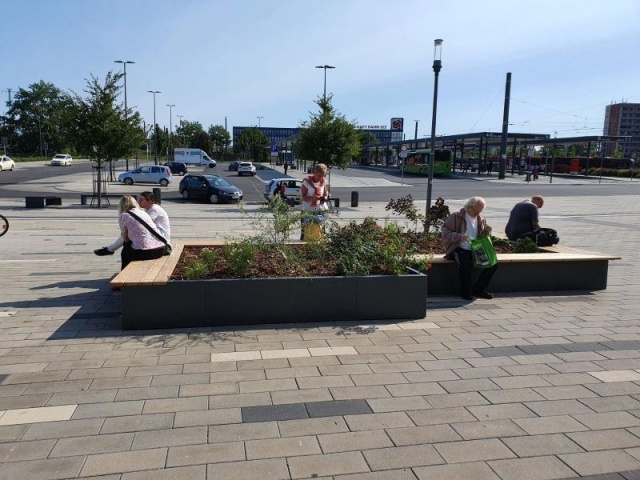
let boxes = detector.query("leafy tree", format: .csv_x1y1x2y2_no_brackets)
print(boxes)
235,127,270,162
192,130,213,154
358,131,378,146
0,81,74,156
208,124,230,153
296,95,360,169
71,72,145,204
174,120,205,148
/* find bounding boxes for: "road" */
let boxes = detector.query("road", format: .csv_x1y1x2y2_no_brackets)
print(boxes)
1,160,638,206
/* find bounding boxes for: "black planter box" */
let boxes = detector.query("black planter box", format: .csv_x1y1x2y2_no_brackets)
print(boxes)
121,273,427,330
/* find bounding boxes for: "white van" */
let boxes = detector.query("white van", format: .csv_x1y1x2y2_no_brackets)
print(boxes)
173,148,216,168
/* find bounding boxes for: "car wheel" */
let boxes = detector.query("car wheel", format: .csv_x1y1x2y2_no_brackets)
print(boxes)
160,179,169,187
124,177,133,185
179,170,185,176
209,194,220,204
182,190,190,200
209,164,215,168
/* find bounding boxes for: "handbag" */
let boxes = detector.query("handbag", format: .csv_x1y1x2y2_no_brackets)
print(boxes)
534,228,559,247
126,211,172,256
470,236,498,269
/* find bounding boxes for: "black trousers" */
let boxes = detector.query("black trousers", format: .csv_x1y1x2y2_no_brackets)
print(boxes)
121,242,164,270
452,248,498,296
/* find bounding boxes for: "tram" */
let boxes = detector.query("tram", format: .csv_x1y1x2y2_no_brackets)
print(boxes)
399,149,452,175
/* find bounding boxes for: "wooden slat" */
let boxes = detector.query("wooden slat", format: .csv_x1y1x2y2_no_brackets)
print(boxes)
153,244,184,285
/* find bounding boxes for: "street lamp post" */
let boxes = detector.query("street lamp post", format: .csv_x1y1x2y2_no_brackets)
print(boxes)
167,104,175,158
315,65,335,100
425,39,443,231
257,116,263,128
114,60,135,170
147,90,161,164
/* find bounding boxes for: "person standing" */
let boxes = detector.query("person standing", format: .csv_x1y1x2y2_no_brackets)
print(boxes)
442,196,497,301
505,195,544,241
284,162,289,175
300,163,329,240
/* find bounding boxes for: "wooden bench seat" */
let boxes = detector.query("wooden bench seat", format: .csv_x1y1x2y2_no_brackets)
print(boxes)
110,244,184,290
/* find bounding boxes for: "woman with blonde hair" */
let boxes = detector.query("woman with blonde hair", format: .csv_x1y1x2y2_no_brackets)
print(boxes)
117,195,165,270
300,163,329,240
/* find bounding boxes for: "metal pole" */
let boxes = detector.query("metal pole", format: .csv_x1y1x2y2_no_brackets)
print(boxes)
425,39,443,231
257,116,263,128
498,72,511,179
315,65,335,101
167,104,175,158
148,90,161,165
115,61,135,170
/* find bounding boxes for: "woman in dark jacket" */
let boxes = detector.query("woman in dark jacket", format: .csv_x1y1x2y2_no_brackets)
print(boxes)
442,196,497,301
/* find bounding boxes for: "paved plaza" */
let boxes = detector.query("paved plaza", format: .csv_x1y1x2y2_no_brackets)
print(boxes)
0,170,639,479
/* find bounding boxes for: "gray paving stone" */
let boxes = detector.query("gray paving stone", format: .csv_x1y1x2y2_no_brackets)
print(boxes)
206,458,290,480
122,465,206,480
335,469,419,480
568,429,640,450
100,413,174,434
514,415,590,435
363,444,444,470
242,402,309,422
573,411,640,430
174,408,241,428
166,442,244,467
488,455,578,480
208,421,279,443
386,424,461,445
560,450,640,476
0,438,56,462
524,399,595,416
50,432,134,457
132,426,207,449
246,435,321,459
408,407,477,426
502,433,584,457
414,461,500,480
434,438,516,463
306,399,372,418
451,419,527,440
318,430,393,453
344,411,414,431
270,387,333,404
279,416,349,437
0,424,28,442
288,451,370,478
0,455,84,480
72,400,144,419
81,448,168,476
142,396,208,414
474,347,526,357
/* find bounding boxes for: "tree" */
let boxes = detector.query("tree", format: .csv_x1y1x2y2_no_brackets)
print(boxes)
296,95,360,169
208,124,230,153
174,120,205,148
0,81,75,156
235,127,270,162
71,72,145,206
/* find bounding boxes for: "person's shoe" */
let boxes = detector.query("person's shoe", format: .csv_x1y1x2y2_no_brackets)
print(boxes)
461,293,474,301
473,290,494,299
94,247,113,256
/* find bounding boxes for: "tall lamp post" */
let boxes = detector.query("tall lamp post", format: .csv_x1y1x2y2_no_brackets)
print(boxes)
114,60,135,170
425,39,443,230
147,90,161,164
167,104,175,158
256,116,263,128
315,65,335,100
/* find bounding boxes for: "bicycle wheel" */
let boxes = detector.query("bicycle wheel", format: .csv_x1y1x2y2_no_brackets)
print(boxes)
0,214,8,238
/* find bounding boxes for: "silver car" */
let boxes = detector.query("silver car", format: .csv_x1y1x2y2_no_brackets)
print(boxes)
118,165,173,186
237,162,256,176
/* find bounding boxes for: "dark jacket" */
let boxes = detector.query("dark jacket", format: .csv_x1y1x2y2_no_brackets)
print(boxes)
442,207,490,257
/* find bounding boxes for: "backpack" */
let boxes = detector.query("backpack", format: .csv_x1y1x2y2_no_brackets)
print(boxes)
535,228,559,247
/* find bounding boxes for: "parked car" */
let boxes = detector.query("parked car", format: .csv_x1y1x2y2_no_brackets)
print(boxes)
227,160,241,171
179,174,243,204
163,161,188,175
237,162,256,176
263,178,303,205
50,154,73,166
0,156,15,171
118,165,172,186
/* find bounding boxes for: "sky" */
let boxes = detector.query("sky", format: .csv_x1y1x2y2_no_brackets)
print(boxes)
3,0,639,140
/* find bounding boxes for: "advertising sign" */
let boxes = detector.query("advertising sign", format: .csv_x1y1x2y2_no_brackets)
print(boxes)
390,118,404,132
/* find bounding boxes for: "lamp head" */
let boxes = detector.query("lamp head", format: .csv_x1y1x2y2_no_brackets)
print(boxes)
432,39,443,72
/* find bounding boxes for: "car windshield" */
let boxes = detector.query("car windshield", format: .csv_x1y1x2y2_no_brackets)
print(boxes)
208,177,231,187
54,155,66,159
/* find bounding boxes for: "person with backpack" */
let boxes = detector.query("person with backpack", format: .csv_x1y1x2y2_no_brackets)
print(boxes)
505,195,559,246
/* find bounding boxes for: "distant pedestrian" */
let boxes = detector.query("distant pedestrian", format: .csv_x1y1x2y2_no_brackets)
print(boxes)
532,166,539,180
284,162,288,175
461,162,469,174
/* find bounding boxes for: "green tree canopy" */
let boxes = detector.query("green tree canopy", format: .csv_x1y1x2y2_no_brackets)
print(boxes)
234,127,270,162
71,71,145,165
208,124,230,152
1,81,74,156
295,95,361,169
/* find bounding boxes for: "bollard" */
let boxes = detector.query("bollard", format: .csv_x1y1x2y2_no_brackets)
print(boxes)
153,187,162,204
351,191,359,208
333,197,340,208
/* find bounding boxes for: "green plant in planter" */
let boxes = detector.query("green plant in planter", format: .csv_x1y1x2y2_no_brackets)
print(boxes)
385,194,450,234
513,237,539,253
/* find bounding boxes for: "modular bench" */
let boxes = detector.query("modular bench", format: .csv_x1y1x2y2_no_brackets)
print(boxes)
25,196,62,208
426,244,620,294
80,194,124,205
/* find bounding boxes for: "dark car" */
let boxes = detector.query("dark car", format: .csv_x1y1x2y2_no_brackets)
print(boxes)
227,160,241,171
179,174,243,204
163,162,188,175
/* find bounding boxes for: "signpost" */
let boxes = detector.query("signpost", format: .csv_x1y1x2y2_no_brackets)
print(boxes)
399,146,408,185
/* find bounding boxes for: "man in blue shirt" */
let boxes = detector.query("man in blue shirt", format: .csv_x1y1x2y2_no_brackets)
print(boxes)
505,196,544,241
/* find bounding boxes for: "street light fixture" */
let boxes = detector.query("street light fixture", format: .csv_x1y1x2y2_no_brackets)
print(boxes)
315,65,335,101
114,60,135,170
167,104,175,156
147,90,161,164
257,116,263,128
425,39,443,230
